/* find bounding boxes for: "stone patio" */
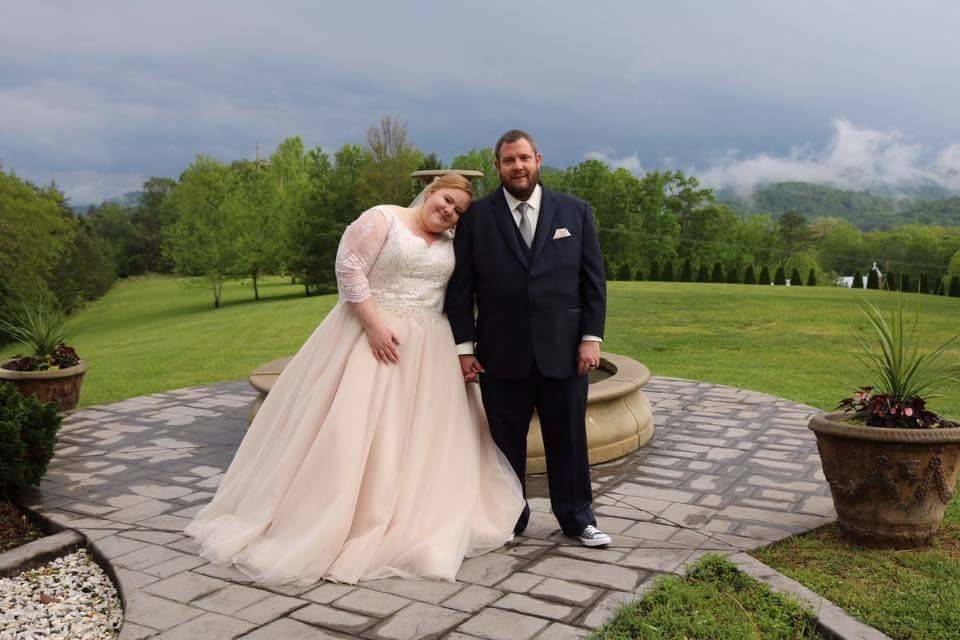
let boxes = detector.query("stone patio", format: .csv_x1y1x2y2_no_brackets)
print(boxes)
18,376,837,639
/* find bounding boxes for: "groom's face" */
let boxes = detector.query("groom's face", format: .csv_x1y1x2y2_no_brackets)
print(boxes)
496,139,541,199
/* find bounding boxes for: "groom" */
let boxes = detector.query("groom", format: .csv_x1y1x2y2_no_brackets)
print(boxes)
445,129,610,547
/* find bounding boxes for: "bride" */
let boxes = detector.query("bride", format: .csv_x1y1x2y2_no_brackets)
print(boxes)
184,174,525,585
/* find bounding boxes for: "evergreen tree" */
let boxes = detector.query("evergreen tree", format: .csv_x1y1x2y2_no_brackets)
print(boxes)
661,261,674,282
807,268,817,287
884,271,896,291
790,267,802,286
950,276,960,297
681,258,693,282
711,262,724,283
617,263,632,281
648,261,660,281
759,266,771,285
603,255,612,282
919,272,930,294
634,268,644,281
726,265,739,284
744,265,756,285
932,275,945,295
899,272,912,293
867,269,879,290
851,270,863,289
696,264,710,282
773,266,786,285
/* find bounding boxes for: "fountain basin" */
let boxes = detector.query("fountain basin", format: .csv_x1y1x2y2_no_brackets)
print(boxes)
248,351,654,473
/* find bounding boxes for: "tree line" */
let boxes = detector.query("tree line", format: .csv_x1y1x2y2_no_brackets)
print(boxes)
4,116,960,328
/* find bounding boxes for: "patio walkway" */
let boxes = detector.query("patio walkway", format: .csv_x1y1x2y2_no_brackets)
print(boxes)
19,376,835,640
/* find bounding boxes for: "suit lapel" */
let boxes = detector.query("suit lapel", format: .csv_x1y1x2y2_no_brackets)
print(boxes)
491,189,530,270
530,186,556,265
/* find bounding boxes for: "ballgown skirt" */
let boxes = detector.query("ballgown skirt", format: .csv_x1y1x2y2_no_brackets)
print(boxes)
184,303,525,585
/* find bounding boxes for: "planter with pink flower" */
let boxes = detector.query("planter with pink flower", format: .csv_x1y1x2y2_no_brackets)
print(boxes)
0,301,87,412
809,296,960,548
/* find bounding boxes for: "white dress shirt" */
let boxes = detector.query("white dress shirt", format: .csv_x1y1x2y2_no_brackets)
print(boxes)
456,185,602,356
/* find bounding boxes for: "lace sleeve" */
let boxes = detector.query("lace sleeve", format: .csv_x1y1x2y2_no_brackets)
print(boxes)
335,208,391,303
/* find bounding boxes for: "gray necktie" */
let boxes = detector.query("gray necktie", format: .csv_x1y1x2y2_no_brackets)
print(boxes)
517,202,534,248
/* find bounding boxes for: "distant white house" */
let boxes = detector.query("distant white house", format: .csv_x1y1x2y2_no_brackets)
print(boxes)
835,262,883,288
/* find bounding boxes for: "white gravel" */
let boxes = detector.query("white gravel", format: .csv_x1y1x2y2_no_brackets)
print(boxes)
0,549,121,639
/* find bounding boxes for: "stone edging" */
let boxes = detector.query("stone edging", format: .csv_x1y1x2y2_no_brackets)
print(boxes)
0,530,85,579
728,553,893,640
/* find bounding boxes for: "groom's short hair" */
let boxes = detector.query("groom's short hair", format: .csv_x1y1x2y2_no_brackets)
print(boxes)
495,129,538,160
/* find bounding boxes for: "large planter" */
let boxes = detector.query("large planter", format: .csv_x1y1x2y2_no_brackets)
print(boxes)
0,360,88,412
809,412,960,548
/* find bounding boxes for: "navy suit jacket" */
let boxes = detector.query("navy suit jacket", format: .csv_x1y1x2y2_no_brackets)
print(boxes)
445,185,606,380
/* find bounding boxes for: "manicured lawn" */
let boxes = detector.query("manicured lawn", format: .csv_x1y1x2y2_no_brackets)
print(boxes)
591,555,825,640
3,277,958,415
753,478,960,640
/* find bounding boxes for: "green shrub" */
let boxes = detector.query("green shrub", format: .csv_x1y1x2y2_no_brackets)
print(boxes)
602,255,612,281
807,268,817,287
885,271,896,291
899,272,912,292
852,270,863,289
867,268,879,290
759,266,771,285
790,268,803,286
696,264,710,283
617,264,632,281
711,263,724,283
774,266,787,285
634,268,644,281
681,259,693,282
744,265,756,285
950,276,960,297
661,261,674,282
648,261,660,281
726,265,739,284
932,275,945,295
0,382,61,494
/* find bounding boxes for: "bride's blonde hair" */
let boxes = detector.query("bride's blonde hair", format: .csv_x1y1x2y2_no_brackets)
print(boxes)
425,174,474,202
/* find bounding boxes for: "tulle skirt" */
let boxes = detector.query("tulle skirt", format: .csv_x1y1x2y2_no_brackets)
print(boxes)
184,303,524,585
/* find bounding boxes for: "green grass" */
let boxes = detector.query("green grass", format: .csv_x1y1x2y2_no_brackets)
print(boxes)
753,479,960,640
3,278,958,414
591,554,825,640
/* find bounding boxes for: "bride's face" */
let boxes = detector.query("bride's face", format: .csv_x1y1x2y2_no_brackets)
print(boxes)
421,188,471,232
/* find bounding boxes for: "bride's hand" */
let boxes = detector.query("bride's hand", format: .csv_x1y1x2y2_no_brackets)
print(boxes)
367,324,401,364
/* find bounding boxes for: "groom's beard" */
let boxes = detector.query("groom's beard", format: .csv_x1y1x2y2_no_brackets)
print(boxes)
501,167,540,202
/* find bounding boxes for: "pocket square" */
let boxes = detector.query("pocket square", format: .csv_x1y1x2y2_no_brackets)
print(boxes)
553,227,572,239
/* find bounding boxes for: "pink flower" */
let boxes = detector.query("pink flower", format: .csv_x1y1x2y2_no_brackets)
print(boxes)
904,407,914,417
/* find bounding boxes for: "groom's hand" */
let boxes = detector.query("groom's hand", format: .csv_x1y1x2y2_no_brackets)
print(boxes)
459,355,485,383
577,341,601,376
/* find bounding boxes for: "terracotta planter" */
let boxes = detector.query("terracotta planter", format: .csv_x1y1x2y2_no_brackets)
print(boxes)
809,412,960,548
0,360,88,412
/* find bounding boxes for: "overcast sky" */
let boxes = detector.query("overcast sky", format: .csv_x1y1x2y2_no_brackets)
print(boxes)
3,1,960,203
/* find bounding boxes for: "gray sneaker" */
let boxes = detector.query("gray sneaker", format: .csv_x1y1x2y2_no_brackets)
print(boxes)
578,525,611,547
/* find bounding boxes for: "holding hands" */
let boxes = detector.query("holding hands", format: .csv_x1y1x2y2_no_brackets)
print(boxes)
459,355,485,383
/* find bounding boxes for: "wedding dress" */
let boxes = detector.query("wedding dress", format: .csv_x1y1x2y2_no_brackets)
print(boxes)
184,206,524,585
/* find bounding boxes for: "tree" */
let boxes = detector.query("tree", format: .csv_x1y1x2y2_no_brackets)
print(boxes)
451,148,501,196
617,264,632,281
759,266,771,285
867,268,879,290
950,276,960,297
696,264,709,282
884,271,896,291
131,177,177,274
417,152,445,172
361,115,421,206
948,250,960,278
899,272,912,293
603,255,612,282
165,155,241,308
851,270,863,289
711,263,724,283
774,266,786,285
634,268,644,281
932,275,945,295
661,261,674,282
919,272,930,294
817,220,864,275
680,258,693,282
790,267,803,286
776,210,814,267
807,268,817,286
744,265,756,285
726,265,739,284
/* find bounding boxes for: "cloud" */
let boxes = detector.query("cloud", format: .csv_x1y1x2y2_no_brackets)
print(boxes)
694,119,960,195
584,151,644,174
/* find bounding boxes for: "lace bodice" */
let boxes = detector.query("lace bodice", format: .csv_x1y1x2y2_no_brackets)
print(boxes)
335,207,454,320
